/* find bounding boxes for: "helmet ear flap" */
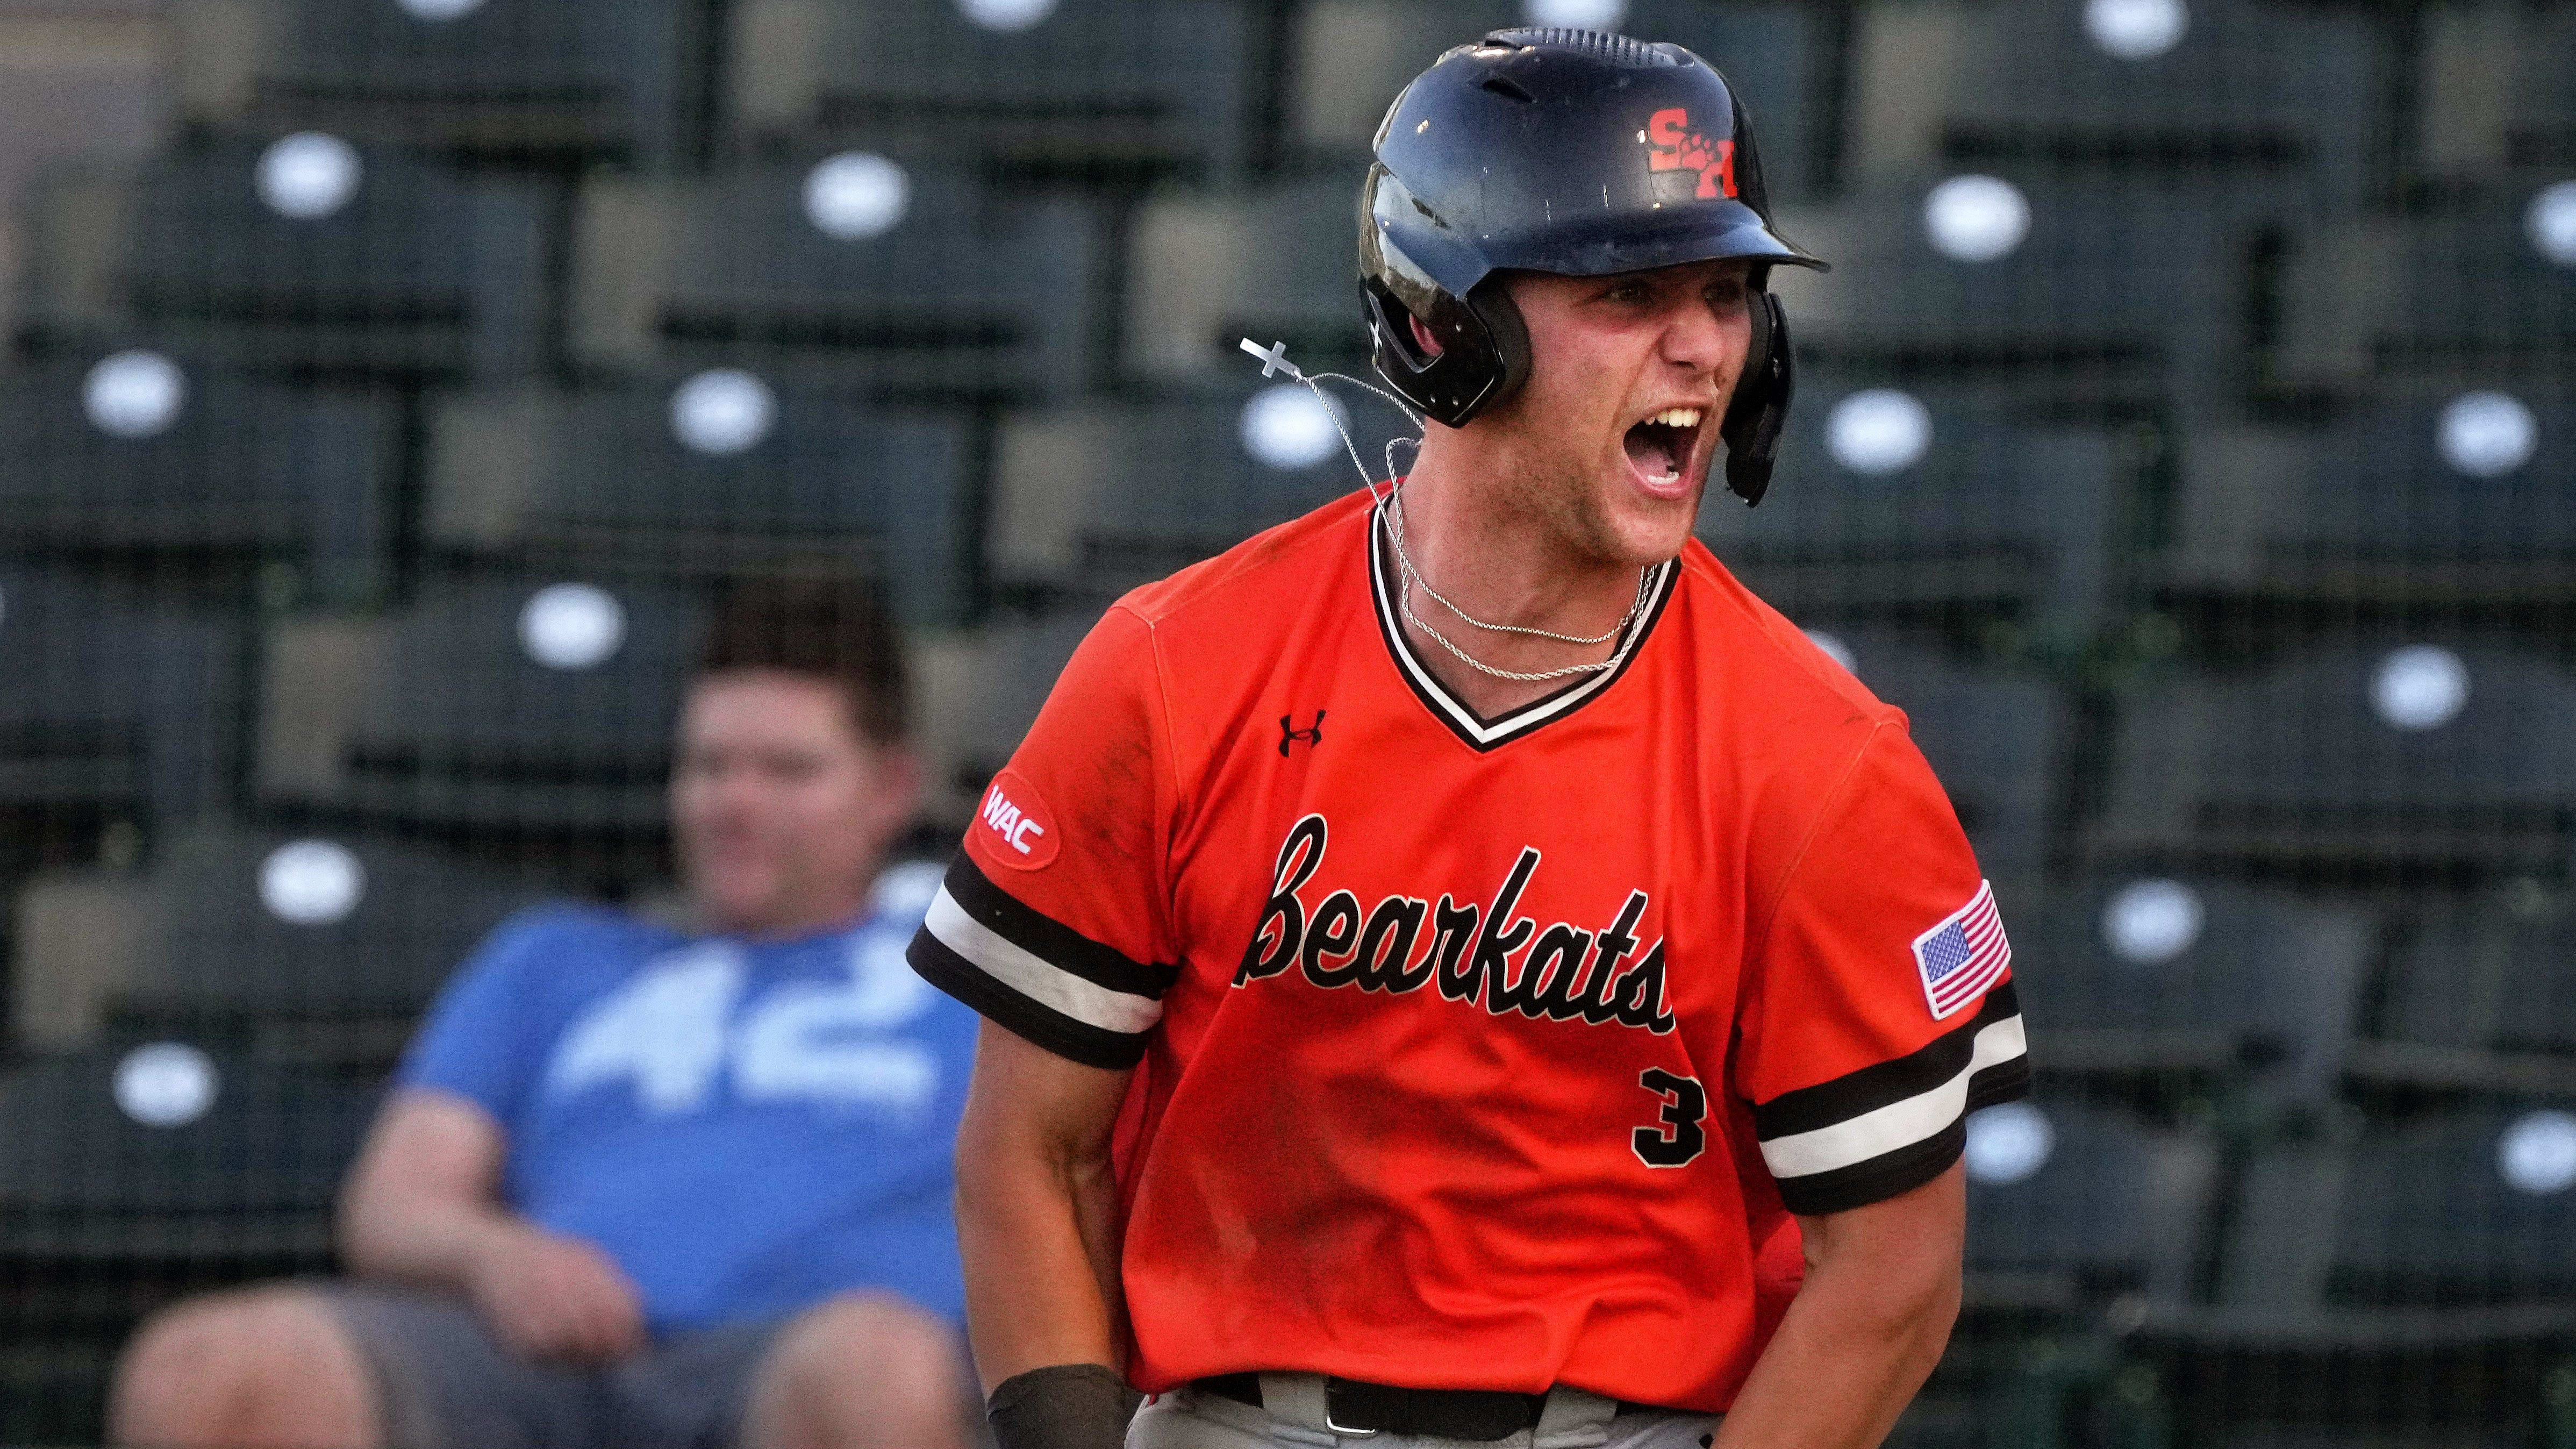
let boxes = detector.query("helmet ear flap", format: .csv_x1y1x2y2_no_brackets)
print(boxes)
1719,288,1794,506
1461,279,1532,417
1361,275,1528,428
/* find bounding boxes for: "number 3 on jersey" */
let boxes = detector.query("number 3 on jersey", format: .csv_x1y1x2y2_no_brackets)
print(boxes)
1632,1067,1708,1167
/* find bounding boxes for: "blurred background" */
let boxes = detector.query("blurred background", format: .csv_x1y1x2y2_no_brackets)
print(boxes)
0,0,2570,1442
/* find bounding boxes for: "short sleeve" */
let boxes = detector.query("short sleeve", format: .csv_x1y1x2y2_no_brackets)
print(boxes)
397,909,577,1127
1733,723,2031,1216
908,605,1180,1069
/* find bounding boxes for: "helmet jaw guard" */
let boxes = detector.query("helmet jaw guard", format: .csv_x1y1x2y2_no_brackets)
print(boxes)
1718,289,1793,507
1356,26,1828,506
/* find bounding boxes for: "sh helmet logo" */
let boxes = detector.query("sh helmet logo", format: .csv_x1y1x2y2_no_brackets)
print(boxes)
1646,108,1737,202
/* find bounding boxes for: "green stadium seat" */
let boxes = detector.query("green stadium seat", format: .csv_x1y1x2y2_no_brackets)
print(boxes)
2159,389,2576,608
0,1044,372,1259
259,578,703,840
191,0,705,165
727,0,1256,181
100,827,533,1056
0,568,240,852
427,378,976,625
2274,191,2576,393
572,155,1102,401
2101,639,2576,873
0,354,398,600
989,382,1408,595
22,135,552,381
2008,875,2373,1098
1700,376,2126,631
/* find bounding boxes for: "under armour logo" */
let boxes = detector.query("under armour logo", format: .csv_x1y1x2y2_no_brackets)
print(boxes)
1278,710,1326,756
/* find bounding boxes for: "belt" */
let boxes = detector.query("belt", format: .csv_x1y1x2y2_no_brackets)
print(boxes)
1193,1374,1670,1440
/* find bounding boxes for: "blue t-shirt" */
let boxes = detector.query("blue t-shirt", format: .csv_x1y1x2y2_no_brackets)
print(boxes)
397,869,976,1332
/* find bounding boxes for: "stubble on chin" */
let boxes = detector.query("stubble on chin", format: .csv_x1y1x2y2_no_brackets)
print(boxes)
1470,394,1701,571
1565,454,1706,570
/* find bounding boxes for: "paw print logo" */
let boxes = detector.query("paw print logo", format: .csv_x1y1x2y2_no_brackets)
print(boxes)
1645,107,1738,201
1676,134,1716,174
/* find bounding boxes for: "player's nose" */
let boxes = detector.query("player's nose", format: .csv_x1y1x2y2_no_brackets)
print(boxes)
1656,295,1735,376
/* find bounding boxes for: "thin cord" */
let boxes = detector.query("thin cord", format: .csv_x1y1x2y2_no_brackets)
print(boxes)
1300,368,1420,510
1392,540,1653,682
1239,340,1651,682
1387,483,1650,646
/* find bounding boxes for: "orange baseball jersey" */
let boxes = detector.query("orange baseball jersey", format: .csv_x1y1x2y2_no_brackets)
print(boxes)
909,489,2029,1411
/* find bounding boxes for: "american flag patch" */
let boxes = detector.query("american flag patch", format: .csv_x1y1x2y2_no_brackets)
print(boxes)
1913,880,2012,1020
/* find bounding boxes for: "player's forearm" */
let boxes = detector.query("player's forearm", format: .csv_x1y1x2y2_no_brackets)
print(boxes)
1712,1167,1966,1449
956,1131,1127,1390
1711,1252,1958,1449
954,1080,1131,1393
954,1020,1136,1393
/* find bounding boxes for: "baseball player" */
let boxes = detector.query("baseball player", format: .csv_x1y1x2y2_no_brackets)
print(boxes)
911,26,2029,1449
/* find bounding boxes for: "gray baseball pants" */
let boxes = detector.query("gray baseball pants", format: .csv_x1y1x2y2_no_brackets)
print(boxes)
1130,1376,1723,1449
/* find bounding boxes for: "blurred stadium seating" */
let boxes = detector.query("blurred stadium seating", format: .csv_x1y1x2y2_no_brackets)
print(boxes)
0,355,399,600
425,376,976,622
1776,172,2251,410
170,0,711,165
1698,372,2128,631
990,381,1412,595
1848,0,2388,204
0,1044,374,1440
1126,170,1370,381
0,568,239,866
1964,1100,2219,1305
1808,627,2066,874
728,0,1258,181
573,151,1104,399
2006,875,2373,1102
97,827,533,1063
21,134,554,380
2158,388,2576,609
0,1047,373,1256
2412,6,2576,179
2349,883,2576,1097
256,577,704,840
2100,638,2576,873
1284,0,1828,195
2273,189,2575,394
0,0,2570,1443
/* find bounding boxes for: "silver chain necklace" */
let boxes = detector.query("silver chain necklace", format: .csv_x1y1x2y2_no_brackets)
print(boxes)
1382,489,1656,684
1225,344,1658,688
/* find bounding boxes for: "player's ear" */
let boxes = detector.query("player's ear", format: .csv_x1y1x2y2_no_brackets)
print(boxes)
1408,312,1446,359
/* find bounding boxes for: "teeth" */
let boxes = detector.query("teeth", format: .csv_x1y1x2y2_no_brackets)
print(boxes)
1648,408,1702,429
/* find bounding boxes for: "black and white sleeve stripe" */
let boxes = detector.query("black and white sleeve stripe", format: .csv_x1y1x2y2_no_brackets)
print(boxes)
1754,983,2030,1215
907,853,1178,1070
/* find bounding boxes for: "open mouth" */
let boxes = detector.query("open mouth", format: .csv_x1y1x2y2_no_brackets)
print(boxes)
1622,407,1705,492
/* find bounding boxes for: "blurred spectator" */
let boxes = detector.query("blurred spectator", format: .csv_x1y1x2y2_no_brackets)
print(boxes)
106,580,981,1449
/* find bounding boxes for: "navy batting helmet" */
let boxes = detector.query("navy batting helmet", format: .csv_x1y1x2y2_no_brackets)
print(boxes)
1358,27,1828,505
